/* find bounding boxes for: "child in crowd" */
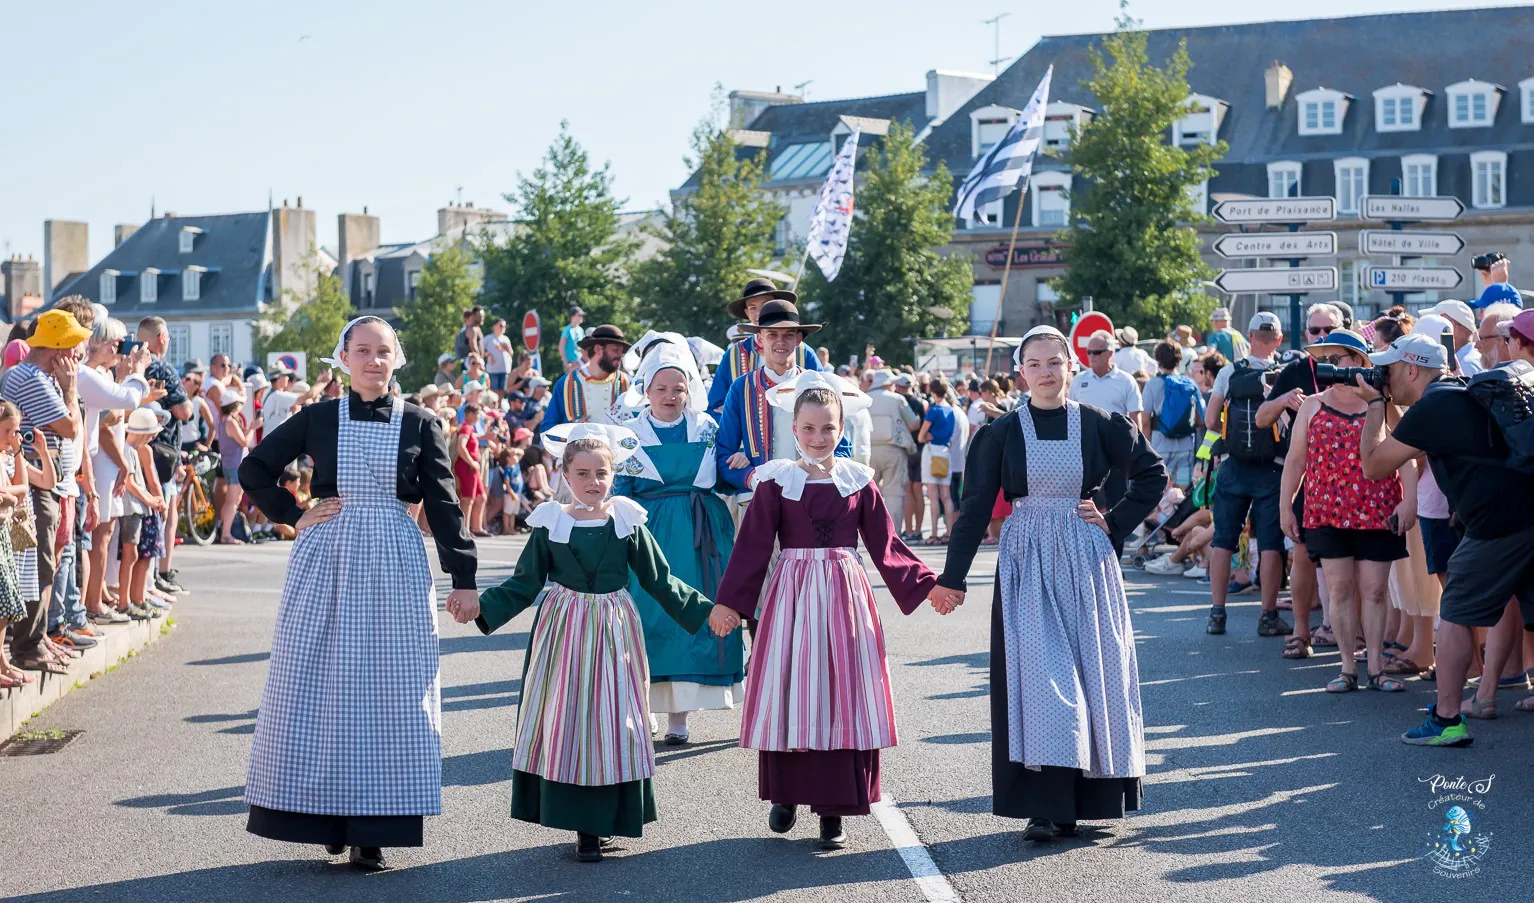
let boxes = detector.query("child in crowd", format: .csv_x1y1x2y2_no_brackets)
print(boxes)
118,408,168,620
0,402,50,685
519,445,552,508
218,394,254,545
485,447,526,536
448,423,732,863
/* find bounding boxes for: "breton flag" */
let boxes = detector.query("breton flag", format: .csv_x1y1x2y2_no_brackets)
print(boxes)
805,128,860,281
952,66,1053,223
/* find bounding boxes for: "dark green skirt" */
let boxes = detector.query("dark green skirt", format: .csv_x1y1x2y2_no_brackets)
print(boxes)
511,770,656,837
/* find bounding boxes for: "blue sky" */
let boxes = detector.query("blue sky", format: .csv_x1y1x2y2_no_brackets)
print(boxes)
0,0,1519,265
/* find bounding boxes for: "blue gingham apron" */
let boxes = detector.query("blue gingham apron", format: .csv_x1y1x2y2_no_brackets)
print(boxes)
246,396,443,816
998,402,1144,779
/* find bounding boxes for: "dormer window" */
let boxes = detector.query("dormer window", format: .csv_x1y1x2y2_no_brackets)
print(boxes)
182,266,204,301
1373,84,1427,132
1518,77,1534,124
140,268,159,303
1042,102,1093,151
178,226,202,254
1296,88,1349,136
1446,80,1501,128
100,270,118,305
1173,94,1227,146
970,104,1019,159
1030,171,1071,228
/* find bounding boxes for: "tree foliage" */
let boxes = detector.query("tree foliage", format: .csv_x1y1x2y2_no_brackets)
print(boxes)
253,253,352,382
798,122,973,367
1051,25,1223,337
396,244,479,389
479,122,638,371
632,95,784,340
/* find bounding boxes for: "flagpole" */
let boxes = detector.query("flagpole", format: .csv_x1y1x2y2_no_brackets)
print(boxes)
982,189,1029,375
788,241,814,292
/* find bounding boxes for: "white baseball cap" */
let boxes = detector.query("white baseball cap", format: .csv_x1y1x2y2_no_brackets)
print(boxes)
1249,311,1283,332
1421,300,1475,333
1369,333,1448,369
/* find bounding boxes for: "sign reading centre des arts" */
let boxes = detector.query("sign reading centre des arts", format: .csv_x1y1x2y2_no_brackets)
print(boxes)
984,241,1068,269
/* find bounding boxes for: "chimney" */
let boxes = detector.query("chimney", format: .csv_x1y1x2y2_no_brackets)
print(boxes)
114,223,139,246
337,211,381,302
438,203,507,237
1265,61,1293,110
926,70,994,124
271,203,318,300
2,256,43,320
42,219,89,302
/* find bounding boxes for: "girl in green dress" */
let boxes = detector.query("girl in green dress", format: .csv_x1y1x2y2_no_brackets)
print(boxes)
451,422,741,862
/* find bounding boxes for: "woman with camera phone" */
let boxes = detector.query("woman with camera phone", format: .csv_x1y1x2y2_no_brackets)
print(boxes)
1278,329,1417,693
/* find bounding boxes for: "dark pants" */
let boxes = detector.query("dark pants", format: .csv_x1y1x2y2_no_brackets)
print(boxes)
15,489,62,654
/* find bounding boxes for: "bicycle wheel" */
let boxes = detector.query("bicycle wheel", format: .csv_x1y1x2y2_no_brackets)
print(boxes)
181,472,217,546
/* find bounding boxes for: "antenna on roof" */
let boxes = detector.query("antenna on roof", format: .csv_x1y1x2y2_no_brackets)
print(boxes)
982,12,1011,76
455,185,464,207
794,79,813,99
150,196,156,220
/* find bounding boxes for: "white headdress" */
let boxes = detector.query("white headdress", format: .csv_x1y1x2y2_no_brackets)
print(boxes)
621,330,690,374
687,336,727,370
620,342,707,413
764,370,872,416
322,315,408,376
540,421,642,466
1014,324,1069,366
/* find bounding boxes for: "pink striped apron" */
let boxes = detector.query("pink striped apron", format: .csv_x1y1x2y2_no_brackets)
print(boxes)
512,585,653,786
739,547,899,752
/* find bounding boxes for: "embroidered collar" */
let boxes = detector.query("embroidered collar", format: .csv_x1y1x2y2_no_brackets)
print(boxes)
751,458,874,500
624,410,718,490
526,496,648,544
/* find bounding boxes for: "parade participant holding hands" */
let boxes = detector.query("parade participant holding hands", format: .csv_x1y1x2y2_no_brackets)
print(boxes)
612,344,742,745
449,423,723,863
706,278,824,416
932,325,1165,844
712,371,938,851
239,316,479,872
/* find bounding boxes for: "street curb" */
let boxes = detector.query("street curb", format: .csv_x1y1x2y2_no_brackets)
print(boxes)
2,615,174,739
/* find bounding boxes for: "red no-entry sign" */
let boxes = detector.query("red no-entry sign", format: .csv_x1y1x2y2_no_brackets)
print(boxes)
1068,312,1114,368
522,311,541,352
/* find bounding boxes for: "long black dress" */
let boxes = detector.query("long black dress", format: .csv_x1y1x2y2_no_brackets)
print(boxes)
938,403,1163,824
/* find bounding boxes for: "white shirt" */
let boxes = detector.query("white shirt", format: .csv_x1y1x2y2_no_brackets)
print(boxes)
1112,346,1155,376
1071,366,1142,417
79,366,149,458
263,388,300,434
1457,343,1484,377
845,407,872,465
484,332,515,374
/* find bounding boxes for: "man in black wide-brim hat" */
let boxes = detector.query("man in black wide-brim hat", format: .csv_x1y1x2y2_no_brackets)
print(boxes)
539,324,634,430
705,278,824,416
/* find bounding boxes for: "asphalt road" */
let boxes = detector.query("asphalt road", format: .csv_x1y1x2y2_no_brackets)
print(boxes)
3,536,1530,903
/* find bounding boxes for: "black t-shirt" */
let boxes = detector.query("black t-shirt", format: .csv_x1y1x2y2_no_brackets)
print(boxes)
904,394,928,450
1392,382,1534,540
1264,357,1322,456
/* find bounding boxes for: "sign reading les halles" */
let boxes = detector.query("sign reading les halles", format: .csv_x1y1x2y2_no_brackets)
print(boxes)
984,242,1068,269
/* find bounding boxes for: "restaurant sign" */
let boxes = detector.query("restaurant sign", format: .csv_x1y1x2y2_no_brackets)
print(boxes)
984,242,1067,269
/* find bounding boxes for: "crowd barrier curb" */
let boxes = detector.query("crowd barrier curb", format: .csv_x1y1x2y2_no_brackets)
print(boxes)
2,615,174,739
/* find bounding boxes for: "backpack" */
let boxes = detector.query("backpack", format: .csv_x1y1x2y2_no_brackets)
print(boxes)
1221,361,1281,464
1459,361,1534,473
1153,373,1204,439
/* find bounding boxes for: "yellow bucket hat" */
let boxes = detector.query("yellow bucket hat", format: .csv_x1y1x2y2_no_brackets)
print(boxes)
30,310,92,349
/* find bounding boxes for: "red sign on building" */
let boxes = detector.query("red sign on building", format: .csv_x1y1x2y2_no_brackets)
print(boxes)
983,241,1068,269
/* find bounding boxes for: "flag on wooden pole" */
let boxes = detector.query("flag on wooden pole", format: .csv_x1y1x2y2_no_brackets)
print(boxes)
952,67,1052,223
805,128,860,281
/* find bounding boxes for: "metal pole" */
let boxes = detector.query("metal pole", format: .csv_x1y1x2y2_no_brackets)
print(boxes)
982,190,1029,374
1286,223,1303,351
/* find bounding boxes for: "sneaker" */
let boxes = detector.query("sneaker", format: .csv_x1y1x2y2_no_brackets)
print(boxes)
90,608,130,625
1143,554,1185,576
1402,711,1473,747
155,573,188,595
143,594,173,611
121,605,152,621
1466,672,1533,691
1257,610,1292,637
1206,606,1227,635
1182,565,1208,579
50,629,97,649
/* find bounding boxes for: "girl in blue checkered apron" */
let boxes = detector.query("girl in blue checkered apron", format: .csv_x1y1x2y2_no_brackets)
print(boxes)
239,317,481,872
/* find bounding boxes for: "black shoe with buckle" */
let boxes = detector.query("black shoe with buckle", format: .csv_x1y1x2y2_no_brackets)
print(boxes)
1023,818,1057,842
818,816,847,849
348,847,388,871
1205,606,1227,635
768,804,798,834
575,833,603,862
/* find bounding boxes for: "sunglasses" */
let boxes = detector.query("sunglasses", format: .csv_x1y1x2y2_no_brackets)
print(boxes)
1307,326,1334,337
1086,349,1110,356
1315,353,1350,365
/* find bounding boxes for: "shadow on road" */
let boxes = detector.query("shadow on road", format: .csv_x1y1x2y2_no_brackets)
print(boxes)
187,652,270,666
115,784,247,817
440,630,528,656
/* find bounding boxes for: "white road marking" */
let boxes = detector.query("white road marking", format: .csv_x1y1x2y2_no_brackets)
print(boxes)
870,796,961,903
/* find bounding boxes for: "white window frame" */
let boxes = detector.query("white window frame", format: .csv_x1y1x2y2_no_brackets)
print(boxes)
1334,157,1368,215
1267,160,1302,198
1447,80,1501,128
1186,180,1208,216
970,104,1019,159
970,284,1001,336
99,270,117,305
1172,93,1226,147
1042,101,1092,152
209,322,233,359
1373,84,1426,133
1471,150,1507,209
1401,153,1438,198
167,325,191,367
178,229,195,253
1030,171,1071,229
407,268,422,301
1520,76,1534,124
1296,88,1348,136
182,267,202,301
139,267,158,303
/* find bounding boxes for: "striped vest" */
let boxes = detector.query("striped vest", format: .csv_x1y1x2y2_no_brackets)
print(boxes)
562,370,630,422
727,338,807,386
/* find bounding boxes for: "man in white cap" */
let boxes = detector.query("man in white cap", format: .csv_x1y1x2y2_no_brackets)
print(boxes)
1206,307,1248,364
433,352,458,388
1421,299,1482,376
865,369,919,526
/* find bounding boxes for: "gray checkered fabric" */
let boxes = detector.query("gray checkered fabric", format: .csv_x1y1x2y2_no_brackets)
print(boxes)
245,396,444,816
4,457,38,602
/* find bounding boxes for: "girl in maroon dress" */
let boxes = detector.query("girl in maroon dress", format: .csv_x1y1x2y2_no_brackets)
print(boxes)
713,371,940,850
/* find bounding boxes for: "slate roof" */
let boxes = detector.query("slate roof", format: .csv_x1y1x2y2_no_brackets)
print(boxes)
50,212,270,316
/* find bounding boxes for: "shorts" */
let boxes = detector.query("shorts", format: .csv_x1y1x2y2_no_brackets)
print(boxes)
1211,458,1284,553
222,463,241,487
139,511,166,559
488,373,507,392
1418,516,1462,575
119,514,143,550
1161,450,1194,487
456,470,486,499
1303,526,1407,563
1439,522,1534,629
907,450,922,483
920,444,951,486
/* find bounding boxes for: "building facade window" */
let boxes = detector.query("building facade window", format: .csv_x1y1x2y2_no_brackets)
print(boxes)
1186,180,1208,216
361,270,374,307
100,271,116,305
182,268,200,301
1447,80,1500,127
209,323,233,359
773,216,792,255
970,284,1001,336
970,105,1018,159
1522,77,1534,123
1401,154,1438,197
407,269,422,301
1030,172,1071,228
1296,89,1348,136
141,268,158,303
1373,85,1426,133
179,229,196,253
1338,260,1362,309
1471,150,1507,209
1173,94,1226,147
1334,158,1368,215
1042,102,1092,151
1267,161,1302,198
168,325,191,367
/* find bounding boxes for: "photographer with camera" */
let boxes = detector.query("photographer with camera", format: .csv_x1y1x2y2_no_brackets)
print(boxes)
1279,330,1415,686
1473,251,1510,288
1352,333,1534,746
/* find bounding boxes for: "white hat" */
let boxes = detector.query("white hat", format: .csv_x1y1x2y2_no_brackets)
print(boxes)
540,422,642,465
621,330,689,374
1421,299,1476,333
1369,333,1449,370
320,316,408,377
1412,313,1452,338
763,370,871,415
126,407,161,435
622,344,707,412
1249,311,1283,332
868,368,895,390
687,336,727,369
528,376,552,389
1014,325,1068,365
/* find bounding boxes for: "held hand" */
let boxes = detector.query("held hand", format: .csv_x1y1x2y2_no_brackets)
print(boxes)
144,384,169,404
52,354,78,389
294,497,342,533
30,428,48,456
1076,500,1109,536
727,452,751,470
928,586,965,615
708,603,742,638
445,589,480,624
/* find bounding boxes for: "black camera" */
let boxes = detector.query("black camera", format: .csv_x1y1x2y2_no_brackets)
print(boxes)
19,428,34,445
1473,251,1507,272
1313,363,1388,392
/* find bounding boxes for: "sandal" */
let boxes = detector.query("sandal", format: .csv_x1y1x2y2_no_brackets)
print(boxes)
15,653,68,676
1367,672,1406,693
1462,696,1498,719
1283,636,1313,659
3,667,35,685
980,537,999,546
1383,657,1425,676
1325,672,1359,693
1514,696,1534,713
1311,625,1338,647
922,535,950,546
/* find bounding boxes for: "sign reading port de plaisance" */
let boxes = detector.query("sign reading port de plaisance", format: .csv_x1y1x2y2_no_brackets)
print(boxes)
1360,195,1465,222
1368,266,1464,290
1212,231,1337,259
1211,197,1336,224
1213,266,1338,293
1358,230,1466,256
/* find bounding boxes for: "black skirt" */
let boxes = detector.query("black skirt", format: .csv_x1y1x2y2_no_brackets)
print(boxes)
246,805,424,848
989,575,1142,823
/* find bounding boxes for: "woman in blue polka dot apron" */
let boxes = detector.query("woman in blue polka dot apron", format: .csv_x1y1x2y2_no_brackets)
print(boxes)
933,326,1166,844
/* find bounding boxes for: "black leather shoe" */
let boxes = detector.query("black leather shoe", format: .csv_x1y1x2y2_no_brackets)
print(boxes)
348,847,388,871
1023,818,1056,842
1056,822,1080,837
575,833,603,862
768,804,798,834
818,816,847,849
323,843,346,856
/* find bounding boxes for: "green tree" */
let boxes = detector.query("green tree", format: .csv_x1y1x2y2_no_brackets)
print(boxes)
396,245,480,389
632,95,785,339
479,122,637,371
1051,24,1224,336
798,122,973,367
253,253,352,381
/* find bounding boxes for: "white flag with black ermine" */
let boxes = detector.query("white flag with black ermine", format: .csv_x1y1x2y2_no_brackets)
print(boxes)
805,128,860,281
953,66,1053,223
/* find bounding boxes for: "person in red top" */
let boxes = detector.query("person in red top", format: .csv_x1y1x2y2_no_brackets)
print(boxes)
454,403,490,537
1279,329,1416,693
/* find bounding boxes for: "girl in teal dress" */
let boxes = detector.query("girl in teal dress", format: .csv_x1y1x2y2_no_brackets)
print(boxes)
613,344,743,745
